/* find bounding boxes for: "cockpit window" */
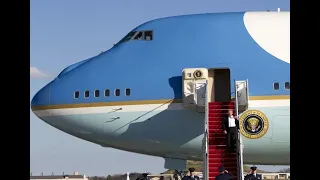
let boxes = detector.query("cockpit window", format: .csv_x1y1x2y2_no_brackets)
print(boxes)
133,32,143,40
117,31,136,44
145,31,153,40
116,30,153,45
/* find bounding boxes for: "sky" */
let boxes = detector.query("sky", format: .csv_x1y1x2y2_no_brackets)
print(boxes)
30,0,290,176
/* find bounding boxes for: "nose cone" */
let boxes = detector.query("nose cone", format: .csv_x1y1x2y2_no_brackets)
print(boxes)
31,83,51,111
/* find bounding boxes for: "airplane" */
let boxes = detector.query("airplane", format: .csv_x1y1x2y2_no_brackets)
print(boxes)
31,11,290,171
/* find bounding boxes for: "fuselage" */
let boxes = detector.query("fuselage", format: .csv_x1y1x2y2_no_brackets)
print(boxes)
31,11,290,166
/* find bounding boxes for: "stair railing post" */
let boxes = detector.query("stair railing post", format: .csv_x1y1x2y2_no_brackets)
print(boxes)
203,80,209,180
234,79,243,180
239,136,244,180
194,80,197,106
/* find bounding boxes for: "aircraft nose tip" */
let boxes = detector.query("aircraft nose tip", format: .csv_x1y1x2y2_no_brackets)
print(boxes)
31,83,51,111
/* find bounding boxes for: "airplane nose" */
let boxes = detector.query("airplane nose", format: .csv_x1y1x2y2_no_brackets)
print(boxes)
31,82,51,111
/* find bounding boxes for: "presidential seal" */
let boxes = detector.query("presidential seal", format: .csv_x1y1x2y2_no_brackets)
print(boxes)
193,70,203,78
239,110,269,139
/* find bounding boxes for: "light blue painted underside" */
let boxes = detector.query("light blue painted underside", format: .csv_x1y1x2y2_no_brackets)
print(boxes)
42,106,290,165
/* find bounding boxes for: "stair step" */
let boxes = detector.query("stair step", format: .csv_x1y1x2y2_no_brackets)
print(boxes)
208,153,237,159
208,107,235,112
208,131,224,135
208,135,226,139
209,167,237,171
208,145,227,148
208,157,237,160
207,124,223,129
208,136,224,140
208,161,238,164
208,129,225,133
208,137,228,140
209,172,238,177
208,139,227,145
209,133,226,138
208,102,235,105
208,167,238,172
208,177,238,180
208,154,237,159
209,162,237,166
208,158,237,162
207,153,237,158
208,122,223,126
208,113,231,117
208,123,224,127
208,109,234,113
208,104,235,109
208,117,225,121
208,175,238,180
208,161,237,166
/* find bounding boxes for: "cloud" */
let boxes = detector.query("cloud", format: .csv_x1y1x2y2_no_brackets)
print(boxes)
30,66,50,79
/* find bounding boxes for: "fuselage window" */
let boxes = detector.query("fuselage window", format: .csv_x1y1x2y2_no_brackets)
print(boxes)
125,88,131,96
74,91,79,99
84,91,90,98
115,89,120,96
104,89,110,97
284,82,290,90
273,82,279,90
94,90,100,98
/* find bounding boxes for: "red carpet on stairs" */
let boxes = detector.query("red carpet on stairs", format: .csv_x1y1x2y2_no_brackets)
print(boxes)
207,101,238,180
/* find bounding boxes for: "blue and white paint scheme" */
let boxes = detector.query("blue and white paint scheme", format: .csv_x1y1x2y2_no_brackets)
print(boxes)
31,11,290,168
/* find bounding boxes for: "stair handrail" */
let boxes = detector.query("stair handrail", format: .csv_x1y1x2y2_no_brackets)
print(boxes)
235,79,244,180
202,130,208,180
235,131,244,180
203,80,209,180
245,79,249,108
193,80,197,106
236,80,249,111
204,80,209,134
238,136,244,180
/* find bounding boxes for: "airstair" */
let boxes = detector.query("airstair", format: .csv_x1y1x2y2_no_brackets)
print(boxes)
182,68,248,180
